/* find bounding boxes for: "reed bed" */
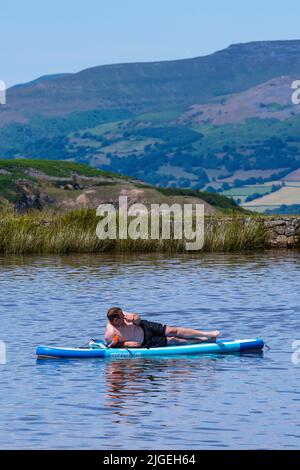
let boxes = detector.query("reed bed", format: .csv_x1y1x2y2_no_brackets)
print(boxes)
0,209,268,254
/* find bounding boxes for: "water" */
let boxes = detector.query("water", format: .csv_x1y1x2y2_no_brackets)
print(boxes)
0,251,300,449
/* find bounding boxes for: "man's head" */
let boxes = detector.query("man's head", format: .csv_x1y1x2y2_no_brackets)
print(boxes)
107,307,125,327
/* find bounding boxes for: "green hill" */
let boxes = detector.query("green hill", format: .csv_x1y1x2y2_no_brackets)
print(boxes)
0,159,243,214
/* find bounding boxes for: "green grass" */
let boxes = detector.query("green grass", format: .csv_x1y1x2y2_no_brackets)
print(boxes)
101,139,154,154
88,120,129,136
192,114,300,152
203,216,268,251
0,158,128,179
0,209,268,254
133,126,202,146
135,110,182,123
0,175,19,202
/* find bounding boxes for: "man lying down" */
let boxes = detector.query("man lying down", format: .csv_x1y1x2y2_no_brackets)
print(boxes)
104,307,220,349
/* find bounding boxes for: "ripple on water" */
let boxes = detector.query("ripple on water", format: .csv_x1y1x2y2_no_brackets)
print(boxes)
0,251,300,449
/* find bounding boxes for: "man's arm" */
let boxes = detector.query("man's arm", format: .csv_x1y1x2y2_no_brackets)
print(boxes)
123,312,141,325
110,340,141,348
104,324,113,345
122,341,142,348
105,323,124,345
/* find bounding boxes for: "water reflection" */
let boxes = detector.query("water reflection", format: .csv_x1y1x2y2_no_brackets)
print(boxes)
105,358,192,411
104,355,230,415
0,250,300,449
1,249,300,272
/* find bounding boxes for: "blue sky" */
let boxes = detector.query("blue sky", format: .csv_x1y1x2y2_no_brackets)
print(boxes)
1,0,300,86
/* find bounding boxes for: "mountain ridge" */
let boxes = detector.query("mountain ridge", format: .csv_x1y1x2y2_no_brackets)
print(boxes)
3,39,300,126
9,39,300,88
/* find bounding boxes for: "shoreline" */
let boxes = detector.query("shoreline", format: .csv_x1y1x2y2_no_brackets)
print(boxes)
0,209,299,254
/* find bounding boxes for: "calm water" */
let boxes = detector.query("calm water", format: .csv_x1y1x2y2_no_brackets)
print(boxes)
0,251,300,449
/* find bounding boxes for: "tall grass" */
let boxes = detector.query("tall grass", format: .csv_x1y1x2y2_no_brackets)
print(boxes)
203,216,267,252
0,209,268,254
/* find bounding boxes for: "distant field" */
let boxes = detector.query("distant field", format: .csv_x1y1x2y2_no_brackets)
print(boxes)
284,181,300,187
101,138,157,154
157,164,198,180
243,186,300,207
283,168,300,181
217,169,281,183
135,111,181,123
71,138,102,148
89,120,129,136
241,205,281,213
193,115,300,150
222,185,273,203
220,178,300,212
223,186,273,197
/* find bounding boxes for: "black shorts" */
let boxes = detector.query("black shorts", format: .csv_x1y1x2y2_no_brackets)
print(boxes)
140,320,167,348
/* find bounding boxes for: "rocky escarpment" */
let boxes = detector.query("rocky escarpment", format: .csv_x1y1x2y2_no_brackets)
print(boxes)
14,179,53,213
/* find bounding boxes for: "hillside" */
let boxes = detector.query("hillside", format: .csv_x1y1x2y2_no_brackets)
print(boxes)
0,159,242,214
1,40,300,213
3,40,300,125
180,76,300,125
